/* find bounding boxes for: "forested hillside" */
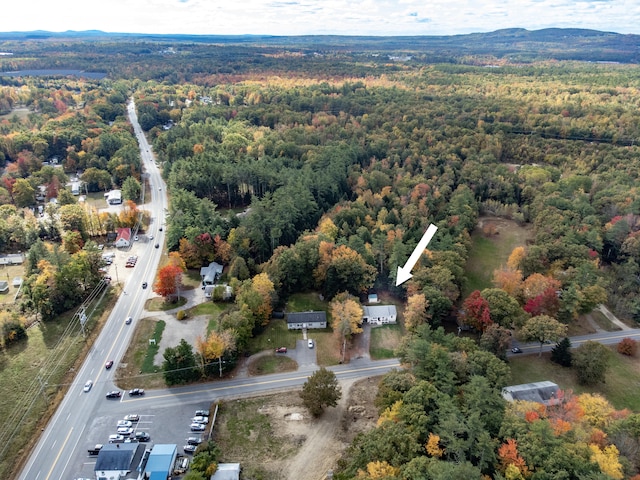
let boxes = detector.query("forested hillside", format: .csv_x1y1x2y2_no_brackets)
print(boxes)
2,33,640,478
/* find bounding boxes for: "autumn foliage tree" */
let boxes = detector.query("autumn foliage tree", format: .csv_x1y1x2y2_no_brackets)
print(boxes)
330,292,363,363
461,290,492,333
403,293,430,331
617,338,638,357
154,264,184,300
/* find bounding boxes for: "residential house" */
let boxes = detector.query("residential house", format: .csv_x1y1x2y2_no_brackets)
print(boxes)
200,261,223,286
94,442,145,480
115,228,132,248
0,253,25,265
0,281,8,293
502,381,560,406
286,311,327,330
211,463,241,480
106,189,123,205
362,305,397,325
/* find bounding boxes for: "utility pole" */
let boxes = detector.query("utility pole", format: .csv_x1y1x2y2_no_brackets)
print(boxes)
37,376,49,403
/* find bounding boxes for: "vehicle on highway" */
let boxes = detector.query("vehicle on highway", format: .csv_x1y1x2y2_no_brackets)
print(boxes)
308,339,314,348
511,347,523,354
134,235,139,241
190,423,206,432
108,434,125,443
125,316,132,325
117,420,132,428
106,390,122,399
183,444,197,453
129,388,145,396
155,243,159,248
83,380,93,392
134,431,150,442
105,360,114,369
159,227,163,231
194,410,210,417
191,415,208,424
117,426,133,436
142,282,148,289
275,346,287,353
149,235,154,240
87,444,103,455
186,437,202,446
124,414,140,422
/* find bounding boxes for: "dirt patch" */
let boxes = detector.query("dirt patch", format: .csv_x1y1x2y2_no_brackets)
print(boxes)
214,376,381,480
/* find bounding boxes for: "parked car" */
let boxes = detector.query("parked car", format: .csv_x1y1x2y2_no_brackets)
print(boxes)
117,420,132,428
105,360,114,369
129,388,145,396
125,316,132,325
275,347,287,353
83,380,93,392
117,427,133,436
108,434,125,443
190,423,206,432
142,282,148,289
87,444,103,455
308,339,314,348
194,410,209,417
183,444,197,453
106,390,122,399
124,414,140,422
186,437,202,446
134,431,150,442
191,416,208,424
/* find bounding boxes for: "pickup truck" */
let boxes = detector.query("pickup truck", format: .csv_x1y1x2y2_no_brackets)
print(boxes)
87,444,103,455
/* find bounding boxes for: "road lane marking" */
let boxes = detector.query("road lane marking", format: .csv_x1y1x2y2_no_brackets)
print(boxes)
120,362,401,402
45,427,73,480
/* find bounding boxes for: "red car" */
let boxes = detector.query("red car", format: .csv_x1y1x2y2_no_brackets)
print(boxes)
105,360,114,369
275,347,287,353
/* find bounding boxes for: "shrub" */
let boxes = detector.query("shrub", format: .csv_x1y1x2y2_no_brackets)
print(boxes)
176,310,187,320
617,338,638,357
2,321,28,346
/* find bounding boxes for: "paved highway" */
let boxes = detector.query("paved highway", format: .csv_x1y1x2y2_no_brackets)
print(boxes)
18,99,168,480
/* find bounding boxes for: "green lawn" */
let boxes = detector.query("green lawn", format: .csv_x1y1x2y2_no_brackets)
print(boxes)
286,292,328,312
370,324,403,359
509,347,640,411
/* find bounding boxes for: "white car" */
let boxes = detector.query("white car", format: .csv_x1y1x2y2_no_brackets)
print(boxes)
108,434,125,443
191,416,208,424
308,339,314,348
117,427,133,436
124,414,140,422
83,380,93,392
117,420,132,428
190,423,206,432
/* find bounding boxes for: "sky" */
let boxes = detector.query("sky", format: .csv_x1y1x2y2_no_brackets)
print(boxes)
2,0,640,37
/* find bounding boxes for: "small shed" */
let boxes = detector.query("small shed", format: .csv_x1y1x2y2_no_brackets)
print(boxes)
0,281,8,293
106,189,123,205
367,293,379,303
286,311,327,330
362,305,397,325
12,277,22,288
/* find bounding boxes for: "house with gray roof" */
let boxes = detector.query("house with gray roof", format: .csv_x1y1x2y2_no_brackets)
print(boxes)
362,305,397,326
200,261,224,286
286,311,327,330
502,381,560,406
211,463,241,480
94,442,145,480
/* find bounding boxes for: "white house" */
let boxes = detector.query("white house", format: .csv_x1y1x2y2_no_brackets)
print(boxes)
286,311,327,330
106,189,123,205
502,381,561,406
200,262,224,286
114,228,132,248
362,305,397,326
94,442,145,480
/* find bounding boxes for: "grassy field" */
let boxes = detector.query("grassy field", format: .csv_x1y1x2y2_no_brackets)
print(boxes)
509,347,640,411
0,263,25,309
370,324,404,359
116,318,166,389
464,217,532,297
0,289,117,480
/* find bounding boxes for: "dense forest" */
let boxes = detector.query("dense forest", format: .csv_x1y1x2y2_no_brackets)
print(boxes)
1,31,640,478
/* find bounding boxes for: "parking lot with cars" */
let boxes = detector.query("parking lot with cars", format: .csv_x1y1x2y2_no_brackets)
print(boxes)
71,401,214,480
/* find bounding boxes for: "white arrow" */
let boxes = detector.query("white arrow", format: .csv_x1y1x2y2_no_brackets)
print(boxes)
395,223,438,286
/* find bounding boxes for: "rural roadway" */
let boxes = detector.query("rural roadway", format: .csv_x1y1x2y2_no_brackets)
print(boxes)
17,101,640,480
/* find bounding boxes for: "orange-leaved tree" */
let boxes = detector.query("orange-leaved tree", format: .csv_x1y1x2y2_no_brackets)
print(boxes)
153,263,183,300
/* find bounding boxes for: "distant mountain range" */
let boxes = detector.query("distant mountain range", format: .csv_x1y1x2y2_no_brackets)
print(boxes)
1,28,639,63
